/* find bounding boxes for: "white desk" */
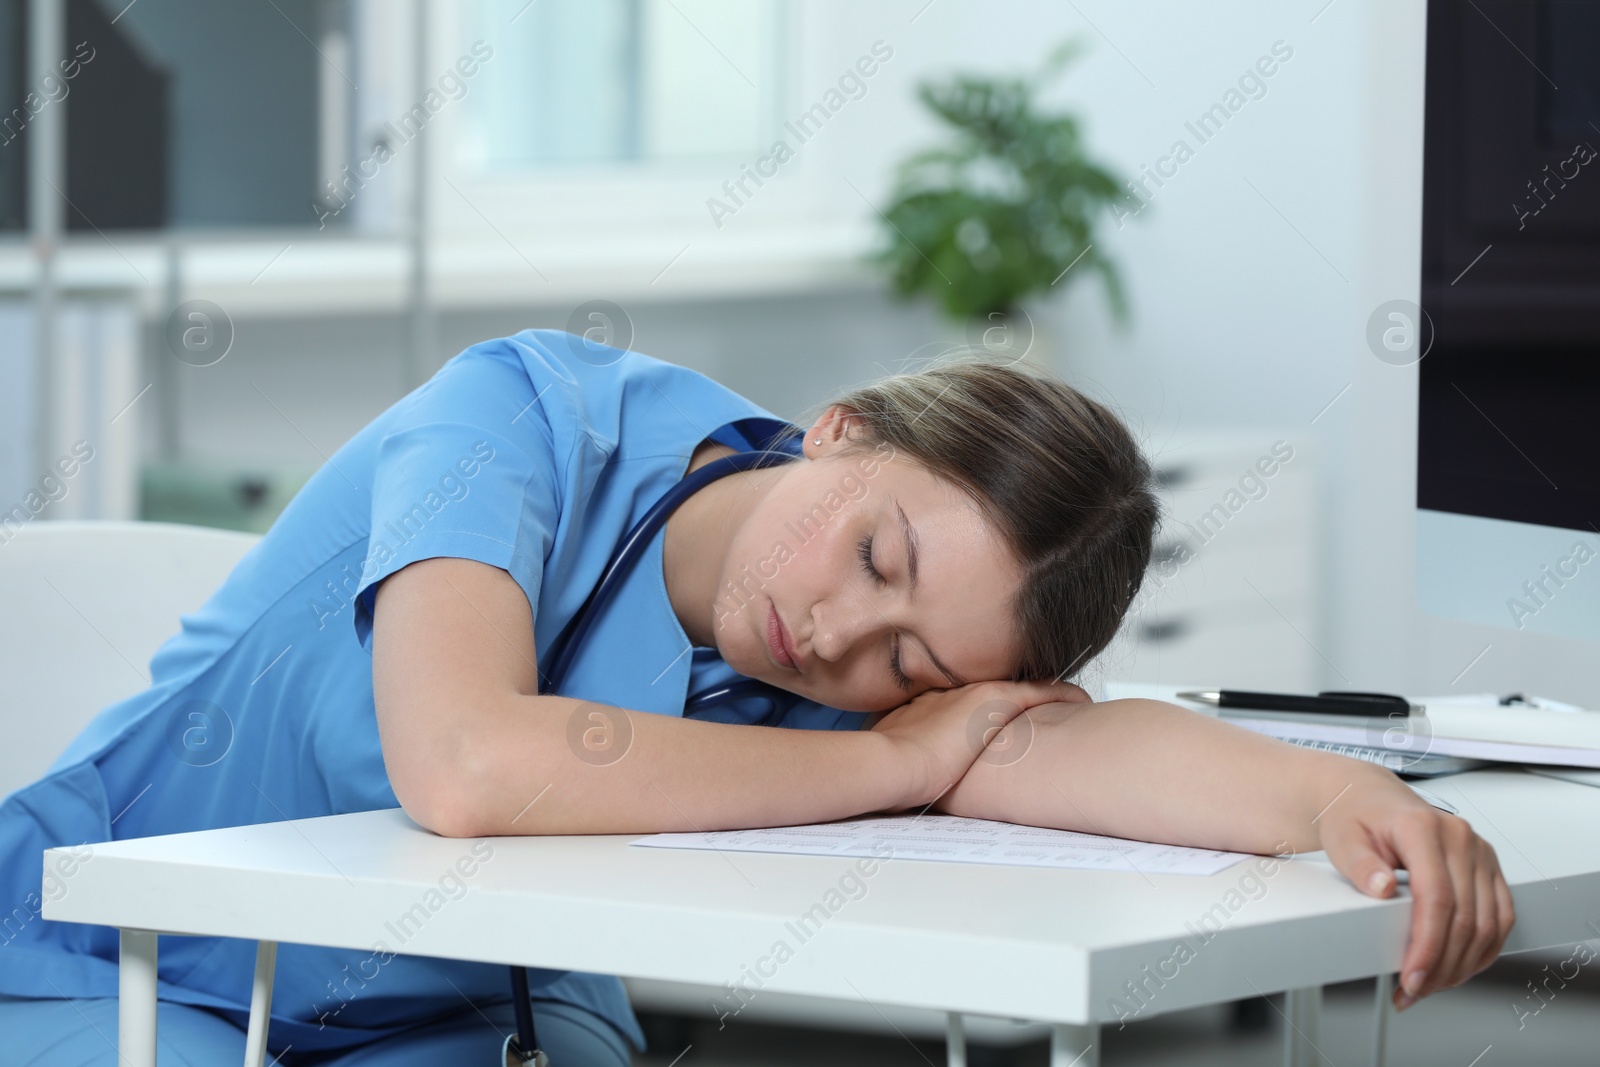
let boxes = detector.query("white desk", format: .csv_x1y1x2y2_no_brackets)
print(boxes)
42,768,1600,1067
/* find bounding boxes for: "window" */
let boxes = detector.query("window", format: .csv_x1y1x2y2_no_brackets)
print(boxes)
459,0,789,171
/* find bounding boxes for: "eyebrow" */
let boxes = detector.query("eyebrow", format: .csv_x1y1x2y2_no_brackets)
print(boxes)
895,498,921,594
894,497,967,688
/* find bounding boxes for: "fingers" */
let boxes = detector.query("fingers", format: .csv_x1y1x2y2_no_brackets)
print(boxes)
1325,821,1400,901
1391,810,1453,1007
1461,847,1502,981
1470,843,1514,977
1387,813,1517,1011
990,679,1093,706
1490,860,1516,968
1422,824,1515,996
1422,817,1479,998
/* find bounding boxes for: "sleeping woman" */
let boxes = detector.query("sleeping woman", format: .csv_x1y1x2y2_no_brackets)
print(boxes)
0,329,1512,1066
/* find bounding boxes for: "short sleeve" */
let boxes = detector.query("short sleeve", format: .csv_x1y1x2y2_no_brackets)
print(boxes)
350,417,561,655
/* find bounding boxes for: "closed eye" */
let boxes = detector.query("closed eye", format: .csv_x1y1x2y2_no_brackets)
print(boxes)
889,636,912,691
857,534,913,691
856,534,886,589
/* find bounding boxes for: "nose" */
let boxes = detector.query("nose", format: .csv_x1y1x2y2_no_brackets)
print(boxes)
809,593,887,665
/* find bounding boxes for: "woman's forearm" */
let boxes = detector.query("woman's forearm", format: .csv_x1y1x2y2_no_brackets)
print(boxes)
933,698,1403,855
374,556,918,839
454,694,909,837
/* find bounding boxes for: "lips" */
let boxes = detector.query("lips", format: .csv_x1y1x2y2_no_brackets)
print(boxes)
766,601,798,670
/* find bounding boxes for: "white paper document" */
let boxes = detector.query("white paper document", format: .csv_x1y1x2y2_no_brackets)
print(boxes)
631,814,1249,876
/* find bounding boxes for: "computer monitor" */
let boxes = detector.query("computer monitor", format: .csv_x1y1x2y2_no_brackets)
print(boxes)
1414,0,1600,644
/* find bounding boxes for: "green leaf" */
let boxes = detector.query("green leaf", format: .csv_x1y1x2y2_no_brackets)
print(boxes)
871,37,1139,325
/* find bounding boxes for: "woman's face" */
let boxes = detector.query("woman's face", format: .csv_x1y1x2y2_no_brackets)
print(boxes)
712,412,1023,713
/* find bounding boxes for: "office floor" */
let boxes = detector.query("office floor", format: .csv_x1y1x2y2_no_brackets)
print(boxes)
631,954,1598,1066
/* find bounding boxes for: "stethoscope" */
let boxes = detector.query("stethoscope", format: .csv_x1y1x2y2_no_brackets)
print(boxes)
504,446,802,1065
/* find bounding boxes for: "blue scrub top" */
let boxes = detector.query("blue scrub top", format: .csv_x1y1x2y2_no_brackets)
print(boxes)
0,329,870,1055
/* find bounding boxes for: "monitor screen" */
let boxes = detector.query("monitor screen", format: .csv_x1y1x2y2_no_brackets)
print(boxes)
1416,0,1600,642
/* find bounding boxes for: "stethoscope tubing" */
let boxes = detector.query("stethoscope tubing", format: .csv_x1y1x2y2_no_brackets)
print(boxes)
537,448,799,693
507,446,798,1064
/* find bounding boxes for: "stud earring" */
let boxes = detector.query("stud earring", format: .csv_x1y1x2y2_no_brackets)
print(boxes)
813,438,822,445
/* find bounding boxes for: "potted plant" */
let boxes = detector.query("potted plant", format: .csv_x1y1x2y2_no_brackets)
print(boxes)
874,40,1132,367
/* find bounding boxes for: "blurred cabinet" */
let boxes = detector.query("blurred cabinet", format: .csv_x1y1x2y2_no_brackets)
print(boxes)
1100,431,1320,693
0,297,141,524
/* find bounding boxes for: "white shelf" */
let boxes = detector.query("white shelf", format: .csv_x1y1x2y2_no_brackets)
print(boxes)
0,218,881,318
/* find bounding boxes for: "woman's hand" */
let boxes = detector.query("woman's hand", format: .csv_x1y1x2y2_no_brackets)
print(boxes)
867,679,1091,811
884,693,1514,1009
1315,775,1514,1011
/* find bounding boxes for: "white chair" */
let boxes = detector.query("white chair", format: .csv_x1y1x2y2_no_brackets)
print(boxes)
0,519,261,801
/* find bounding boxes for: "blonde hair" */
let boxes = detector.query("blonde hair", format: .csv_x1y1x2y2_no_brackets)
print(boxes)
791,359,1159,684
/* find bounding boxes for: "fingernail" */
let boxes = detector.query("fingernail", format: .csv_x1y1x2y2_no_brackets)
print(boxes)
1367,870,1392,894
1395,991,1416,1012
1404,969,1427,996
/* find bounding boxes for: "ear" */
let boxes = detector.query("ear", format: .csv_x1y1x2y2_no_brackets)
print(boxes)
802,404,865,460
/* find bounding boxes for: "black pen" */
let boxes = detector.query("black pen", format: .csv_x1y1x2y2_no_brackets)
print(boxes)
1176,689,1420,718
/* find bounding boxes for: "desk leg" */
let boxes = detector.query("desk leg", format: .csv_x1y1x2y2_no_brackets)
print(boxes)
243,940,278,1067
944,1012,966,1067
119,929,158,1067
1283,986,1326,1067
1050,1023,1098,1067
1371,973,1391,1067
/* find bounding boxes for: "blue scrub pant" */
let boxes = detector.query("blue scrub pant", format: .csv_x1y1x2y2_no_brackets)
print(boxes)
0,992,631,1066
